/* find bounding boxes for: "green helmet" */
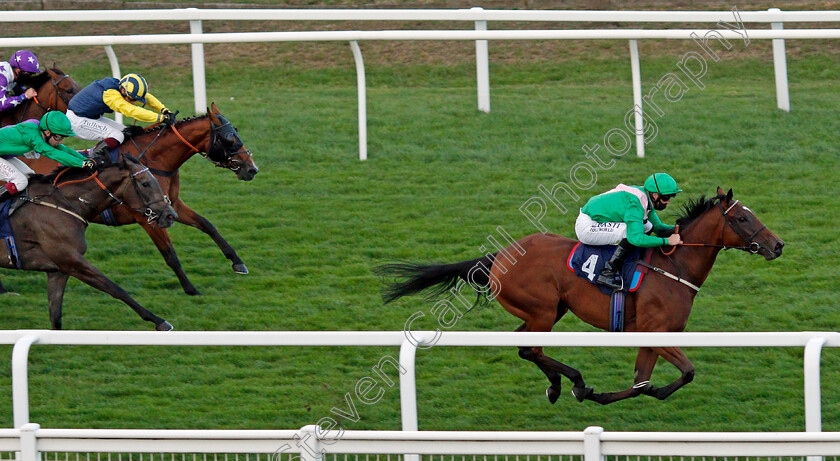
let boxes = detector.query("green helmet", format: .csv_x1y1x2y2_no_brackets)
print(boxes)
643,173,682,196
40,111,75,137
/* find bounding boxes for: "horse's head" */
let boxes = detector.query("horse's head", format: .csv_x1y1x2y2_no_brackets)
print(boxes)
206,102,258,181
677,188,785,260
44,68,81,109
96,151,178,228
713,187,784,260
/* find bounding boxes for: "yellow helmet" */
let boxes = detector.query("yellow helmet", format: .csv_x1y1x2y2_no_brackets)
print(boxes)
119,73,148,104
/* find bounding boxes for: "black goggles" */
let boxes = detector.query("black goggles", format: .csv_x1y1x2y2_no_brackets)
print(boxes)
660,193,676,201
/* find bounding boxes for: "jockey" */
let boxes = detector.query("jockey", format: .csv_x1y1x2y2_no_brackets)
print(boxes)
66,72,175,158
0,50,40,114
0,111,92,200
575,172,684,290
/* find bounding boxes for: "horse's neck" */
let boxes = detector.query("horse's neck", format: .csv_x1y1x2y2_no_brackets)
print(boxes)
661,214,725,289
142,121,208,170
32,175,124,220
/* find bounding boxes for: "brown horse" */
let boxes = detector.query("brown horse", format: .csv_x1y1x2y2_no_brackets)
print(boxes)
24,102,258,296
376,188,785,405
0,67,81,126
3,149,178,330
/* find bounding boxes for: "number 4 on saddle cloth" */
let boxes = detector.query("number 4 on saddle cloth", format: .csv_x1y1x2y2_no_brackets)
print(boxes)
566,242,654,332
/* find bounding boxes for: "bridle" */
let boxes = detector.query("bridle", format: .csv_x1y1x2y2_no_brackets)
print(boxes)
661,197,765,255
169,115,251,171
134,115,252,174
31,160,170,224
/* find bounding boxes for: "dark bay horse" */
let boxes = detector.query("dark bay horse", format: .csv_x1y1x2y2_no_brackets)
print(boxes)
4,150,178,330
24,102,258,296
0,67,81,126
376,188,785,405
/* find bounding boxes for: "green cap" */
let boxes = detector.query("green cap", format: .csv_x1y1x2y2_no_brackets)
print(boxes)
643,173,682,195
40,111,76,137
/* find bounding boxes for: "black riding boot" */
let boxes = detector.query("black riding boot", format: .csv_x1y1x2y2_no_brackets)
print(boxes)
88,140,111,159
597,238,635,290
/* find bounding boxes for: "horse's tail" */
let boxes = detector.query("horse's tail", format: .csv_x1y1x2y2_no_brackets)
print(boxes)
374,254,497,305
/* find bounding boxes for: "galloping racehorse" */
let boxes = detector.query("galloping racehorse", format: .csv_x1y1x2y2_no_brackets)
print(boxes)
376,188,784,405
0,67,81,126
24,102,258,296
3,150,178,330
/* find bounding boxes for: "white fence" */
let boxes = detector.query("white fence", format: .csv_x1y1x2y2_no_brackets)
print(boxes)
5,424,840,461
0,330,837,460
1,8,839,159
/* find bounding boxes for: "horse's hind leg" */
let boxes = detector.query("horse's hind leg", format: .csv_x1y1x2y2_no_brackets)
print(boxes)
57,254,173,331
641,346,695,400
515,323,590,404
46,271,69,330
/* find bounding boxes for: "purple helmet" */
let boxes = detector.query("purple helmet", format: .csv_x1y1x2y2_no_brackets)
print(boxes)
10,50,39,73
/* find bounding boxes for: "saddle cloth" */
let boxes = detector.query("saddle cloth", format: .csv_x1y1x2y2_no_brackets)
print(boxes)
566,242,651,295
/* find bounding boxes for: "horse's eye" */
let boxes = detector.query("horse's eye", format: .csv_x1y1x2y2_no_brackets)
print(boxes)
738,216,748,222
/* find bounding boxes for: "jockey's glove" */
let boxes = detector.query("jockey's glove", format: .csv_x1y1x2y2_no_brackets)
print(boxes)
82,159,96,169
162,110,177,126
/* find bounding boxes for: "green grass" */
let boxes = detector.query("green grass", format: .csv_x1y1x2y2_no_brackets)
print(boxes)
0,51,836,434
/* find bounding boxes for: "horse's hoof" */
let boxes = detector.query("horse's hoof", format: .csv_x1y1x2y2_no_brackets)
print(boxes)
233,263,249,275
156,321,174,331
184,287,201,296
571,386,594,402
545,386,561,404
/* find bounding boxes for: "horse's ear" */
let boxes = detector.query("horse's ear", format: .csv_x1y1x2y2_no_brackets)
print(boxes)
726,188,734,201
207,107,221,124
716,186,725,197
211,102,220,114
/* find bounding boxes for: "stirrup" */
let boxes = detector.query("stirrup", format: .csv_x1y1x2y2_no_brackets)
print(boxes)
597,271,623,290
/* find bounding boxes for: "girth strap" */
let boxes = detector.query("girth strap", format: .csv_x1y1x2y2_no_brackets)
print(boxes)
635,260,700,292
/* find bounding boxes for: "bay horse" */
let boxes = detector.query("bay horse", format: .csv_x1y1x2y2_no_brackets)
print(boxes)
375,188,785,405
4,149,178,330
23,102,258,296
0,67,81,126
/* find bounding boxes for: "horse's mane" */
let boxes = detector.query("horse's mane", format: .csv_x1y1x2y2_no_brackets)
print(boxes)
128,114,209,138
674,194,725,228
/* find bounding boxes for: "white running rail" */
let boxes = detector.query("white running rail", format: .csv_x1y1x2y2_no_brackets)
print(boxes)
0,8,837,159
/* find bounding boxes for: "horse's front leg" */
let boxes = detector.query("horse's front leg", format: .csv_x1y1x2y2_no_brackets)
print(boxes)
172,198,248,274
641,346,695,400
56,252,173,331
584,347,659,405
139,222,200,296
46,271,69,330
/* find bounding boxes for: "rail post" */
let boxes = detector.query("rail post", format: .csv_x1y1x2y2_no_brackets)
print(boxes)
769,8,790,112
12,335,39,429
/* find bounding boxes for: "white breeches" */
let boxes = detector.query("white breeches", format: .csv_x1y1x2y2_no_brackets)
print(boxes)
575,210,653,246
0,156,35,191
66,110,125,143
